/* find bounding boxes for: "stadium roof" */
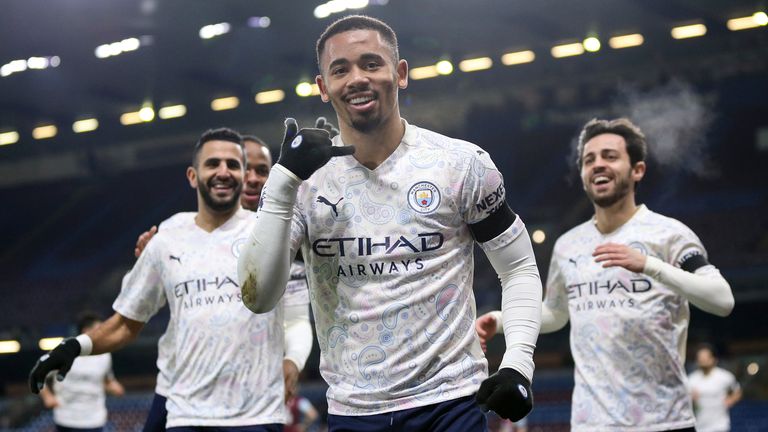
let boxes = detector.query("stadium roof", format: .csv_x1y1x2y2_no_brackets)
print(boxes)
1,0,766,155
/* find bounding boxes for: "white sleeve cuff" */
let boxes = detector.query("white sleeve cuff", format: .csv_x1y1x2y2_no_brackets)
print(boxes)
490,310,504,335
283,303,313,372
76,334,93,356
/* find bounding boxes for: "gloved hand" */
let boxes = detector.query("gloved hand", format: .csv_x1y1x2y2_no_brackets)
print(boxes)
476,368,533,421
29,337,82,393
314,116,339,138
277,118,354,180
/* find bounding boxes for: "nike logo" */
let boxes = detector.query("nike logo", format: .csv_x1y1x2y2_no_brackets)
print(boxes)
169,255,182,264
569,258,577,266
317,196,343,217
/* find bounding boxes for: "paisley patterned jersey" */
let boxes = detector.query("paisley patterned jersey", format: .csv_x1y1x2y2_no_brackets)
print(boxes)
544,205,709,431
114,209,288,427
288,121,522,415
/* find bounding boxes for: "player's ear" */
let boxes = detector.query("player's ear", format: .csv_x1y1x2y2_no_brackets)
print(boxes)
396,59,408,89
316,74,330,103
186,166,198,189
632,161,646,182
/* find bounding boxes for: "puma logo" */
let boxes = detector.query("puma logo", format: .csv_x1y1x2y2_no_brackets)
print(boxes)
317,196,343,216
169,255,182,264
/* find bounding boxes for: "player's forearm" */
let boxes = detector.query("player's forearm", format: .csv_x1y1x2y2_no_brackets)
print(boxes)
725,389,742,407
540,302,569,333
39,387,58,407
88,313,144,355
643,256,734,316
493,302,567,335
283,303,313,371
485,224,542,382
238,165,301,313
105,379,125,396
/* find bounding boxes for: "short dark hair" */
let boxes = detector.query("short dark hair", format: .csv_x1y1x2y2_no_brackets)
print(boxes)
193,127,243,167
576,118,648,168
242,135,266,147
76,311,102,333
242,134,272,164
696,343,718,358
316,15,399,71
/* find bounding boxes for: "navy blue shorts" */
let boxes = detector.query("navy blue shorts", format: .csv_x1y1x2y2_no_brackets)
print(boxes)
327,395,487,432
166,425,282,432
143,393,168,432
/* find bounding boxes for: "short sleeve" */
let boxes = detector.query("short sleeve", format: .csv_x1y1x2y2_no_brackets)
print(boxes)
113,237,167,322
667,222,711,273
460,147,507,225
460,146,521,248
726,371,741,392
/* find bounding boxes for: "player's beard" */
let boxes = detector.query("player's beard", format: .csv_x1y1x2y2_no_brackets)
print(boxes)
198,176,242,212
586,169,632,208
344,80,395,133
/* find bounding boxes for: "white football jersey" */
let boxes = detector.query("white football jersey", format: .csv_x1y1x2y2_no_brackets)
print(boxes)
152,212,195,397
52,354,113,428
545,205,710,431
114,209,287,427
688,367,740,432
152,212,309,396
287,121,517,415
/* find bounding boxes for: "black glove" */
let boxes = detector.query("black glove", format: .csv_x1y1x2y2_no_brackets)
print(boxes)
476,368,533,421
277,118,354,180
314,116,339,138
29,337,81,393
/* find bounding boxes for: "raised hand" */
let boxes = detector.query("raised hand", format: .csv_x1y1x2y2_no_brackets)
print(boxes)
593,242,646,273
277,118,354,180
314,116,339,138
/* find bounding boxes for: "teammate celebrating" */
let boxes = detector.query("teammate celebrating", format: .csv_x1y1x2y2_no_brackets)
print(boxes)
238,15,542,430
477,117,734,431
31,128,312,432
134,129,327,432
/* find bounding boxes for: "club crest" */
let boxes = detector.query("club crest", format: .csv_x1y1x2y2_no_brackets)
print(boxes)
407,181,441,214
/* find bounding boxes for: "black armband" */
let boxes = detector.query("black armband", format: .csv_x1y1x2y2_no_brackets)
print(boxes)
680,253,709,273
469,203,517,243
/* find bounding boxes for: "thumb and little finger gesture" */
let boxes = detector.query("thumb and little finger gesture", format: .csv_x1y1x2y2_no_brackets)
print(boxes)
277,118,354,180
314,116,340,138
593,242,646,273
